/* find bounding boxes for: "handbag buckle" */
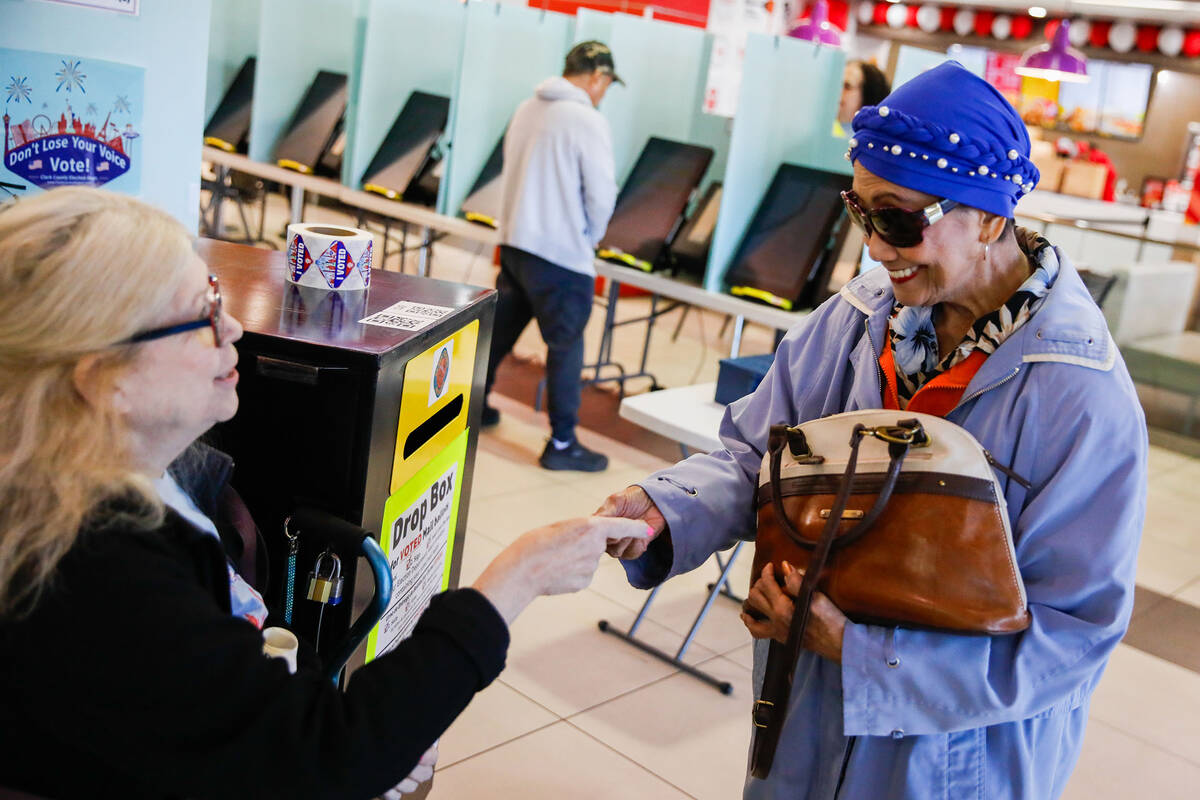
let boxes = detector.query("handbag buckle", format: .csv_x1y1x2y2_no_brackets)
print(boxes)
752,700,774,728
859,420,930,447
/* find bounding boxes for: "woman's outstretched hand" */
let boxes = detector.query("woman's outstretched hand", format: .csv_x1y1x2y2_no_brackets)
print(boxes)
595,485,666,559
740,561,848,663
472,516,651,625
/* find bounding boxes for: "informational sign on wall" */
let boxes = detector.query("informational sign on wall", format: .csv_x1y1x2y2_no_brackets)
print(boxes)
703,0,782,118
2,47,144,198
363,429,468,663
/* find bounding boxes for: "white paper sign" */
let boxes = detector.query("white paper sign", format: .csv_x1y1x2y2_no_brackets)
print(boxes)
360,300,453,332
703,0,783,117
374,463,458,655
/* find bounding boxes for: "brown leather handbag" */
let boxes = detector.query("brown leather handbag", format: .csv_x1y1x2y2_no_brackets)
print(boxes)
747,411,1031,779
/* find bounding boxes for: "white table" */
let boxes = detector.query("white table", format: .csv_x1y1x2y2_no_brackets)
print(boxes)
619,382,724,457
603,382,748,694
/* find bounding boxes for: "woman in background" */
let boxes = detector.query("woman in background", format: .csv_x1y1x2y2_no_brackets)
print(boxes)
837,60,890,136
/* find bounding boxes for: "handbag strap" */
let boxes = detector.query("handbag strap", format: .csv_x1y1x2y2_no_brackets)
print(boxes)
768,421,918,552
750,425,911,779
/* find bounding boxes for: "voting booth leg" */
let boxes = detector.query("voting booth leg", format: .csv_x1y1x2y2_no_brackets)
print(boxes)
598,541,745,696
211,165,229,239
289,184,305,225
730,316,745,358
417,226,433,277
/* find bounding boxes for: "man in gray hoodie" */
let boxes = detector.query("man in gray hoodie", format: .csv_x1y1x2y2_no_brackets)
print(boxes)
483,41,620,472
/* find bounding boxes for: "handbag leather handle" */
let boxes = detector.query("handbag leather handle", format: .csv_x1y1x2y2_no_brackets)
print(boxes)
767,423,910,552
751,425,911,779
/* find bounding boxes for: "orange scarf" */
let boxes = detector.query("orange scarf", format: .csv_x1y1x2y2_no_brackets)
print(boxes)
879,345,987,417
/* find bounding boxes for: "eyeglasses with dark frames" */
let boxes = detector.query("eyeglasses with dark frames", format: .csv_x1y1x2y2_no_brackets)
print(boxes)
841,190,958,249
124,274,223,347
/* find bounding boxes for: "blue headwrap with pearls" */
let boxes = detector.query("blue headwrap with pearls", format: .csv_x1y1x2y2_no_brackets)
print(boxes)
848,61,1039,219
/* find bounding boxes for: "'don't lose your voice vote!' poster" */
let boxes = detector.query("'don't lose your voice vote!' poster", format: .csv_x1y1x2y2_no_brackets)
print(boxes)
2,47,144,203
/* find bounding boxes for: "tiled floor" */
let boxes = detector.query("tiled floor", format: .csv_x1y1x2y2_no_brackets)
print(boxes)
218,192,1200,798
431,396,1200,800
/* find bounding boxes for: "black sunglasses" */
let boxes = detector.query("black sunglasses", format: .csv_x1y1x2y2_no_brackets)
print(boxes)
124,274,223,347
841,190,958,249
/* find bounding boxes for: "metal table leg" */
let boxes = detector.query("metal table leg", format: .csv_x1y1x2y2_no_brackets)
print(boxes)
289,183,305,225
400,222,409,273
417,226,433,277
596,277,621,380
730,315,746,358
708,547,746,604
211,165,229,239
598,541,746,695
578,278,673,394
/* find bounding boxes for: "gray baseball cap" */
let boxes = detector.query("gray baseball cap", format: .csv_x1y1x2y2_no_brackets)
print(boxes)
564,40,624,86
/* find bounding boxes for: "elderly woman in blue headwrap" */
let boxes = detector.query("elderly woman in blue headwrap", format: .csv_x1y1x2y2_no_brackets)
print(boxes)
599,62,1147,798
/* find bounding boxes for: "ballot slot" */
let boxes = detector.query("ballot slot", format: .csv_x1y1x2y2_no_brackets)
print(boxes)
724,163,852,311
667,181,722,279
597,137,714,273
204,57,256,154
360,90,451,206
461,134,505,228
274,70,349,176
403,394,465,459
390,321,479,494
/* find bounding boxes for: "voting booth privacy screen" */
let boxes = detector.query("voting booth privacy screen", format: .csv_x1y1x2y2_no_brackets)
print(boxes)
668,181,722,278
361,91,451,205
274,70,348,175
597,137,714,272
461,134,505,228
724,164,851,311
204,56,256,154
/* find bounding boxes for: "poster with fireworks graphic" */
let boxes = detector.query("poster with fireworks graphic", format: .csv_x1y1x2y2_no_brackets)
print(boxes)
2,47,143,196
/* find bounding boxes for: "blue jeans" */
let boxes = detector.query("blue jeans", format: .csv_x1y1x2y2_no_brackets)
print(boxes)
485,246,594,442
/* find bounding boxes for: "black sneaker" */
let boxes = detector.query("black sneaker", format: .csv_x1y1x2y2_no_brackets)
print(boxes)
481,404,500,428
539,439,608,472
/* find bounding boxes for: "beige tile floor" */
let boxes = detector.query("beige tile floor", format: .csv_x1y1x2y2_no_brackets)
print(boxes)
219,191,1200,798
429,395,1200,800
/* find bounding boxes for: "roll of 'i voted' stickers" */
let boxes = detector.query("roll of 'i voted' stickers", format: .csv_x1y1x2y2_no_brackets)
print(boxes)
285,223,374,291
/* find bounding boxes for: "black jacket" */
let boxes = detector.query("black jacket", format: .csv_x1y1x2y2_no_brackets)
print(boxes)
0,501,508,799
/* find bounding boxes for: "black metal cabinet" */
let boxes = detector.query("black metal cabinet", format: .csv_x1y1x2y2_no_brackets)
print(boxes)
200,239,495,666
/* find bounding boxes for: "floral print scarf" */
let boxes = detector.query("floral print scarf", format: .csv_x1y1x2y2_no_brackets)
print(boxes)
887,229,1059,407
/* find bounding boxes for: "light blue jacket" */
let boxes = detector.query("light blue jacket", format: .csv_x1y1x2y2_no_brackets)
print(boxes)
625,250,1147,799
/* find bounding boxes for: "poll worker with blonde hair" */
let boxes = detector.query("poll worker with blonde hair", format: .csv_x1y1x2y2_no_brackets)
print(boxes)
0,187,648,799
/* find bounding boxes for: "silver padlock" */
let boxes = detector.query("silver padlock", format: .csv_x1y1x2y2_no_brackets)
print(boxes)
305,551,343,605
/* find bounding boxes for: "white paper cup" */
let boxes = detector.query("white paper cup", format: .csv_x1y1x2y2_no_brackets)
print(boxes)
262,626,298,674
